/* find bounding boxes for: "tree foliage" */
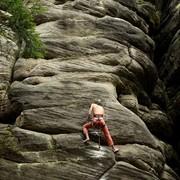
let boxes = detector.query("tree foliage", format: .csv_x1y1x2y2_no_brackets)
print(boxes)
0,0,45,58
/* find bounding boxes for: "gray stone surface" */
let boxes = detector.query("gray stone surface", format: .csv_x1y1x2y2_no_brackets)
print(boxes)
0,0,180,179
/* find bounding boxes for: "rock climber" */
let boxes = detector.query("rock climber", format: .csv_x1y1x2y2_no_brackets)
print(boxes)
82,99,119,153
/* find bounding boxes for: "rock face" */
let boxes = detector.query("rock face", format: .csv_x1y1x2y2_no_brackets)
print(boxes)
0,0,180,179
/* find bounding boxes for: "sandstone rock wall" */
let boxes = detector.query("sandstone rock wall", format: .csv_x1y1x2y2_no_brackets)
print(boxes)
0,0,180,179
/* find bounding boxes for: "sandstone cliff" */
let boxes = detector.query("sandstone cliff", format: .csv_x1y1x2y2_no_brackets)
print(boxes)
0,0,180,179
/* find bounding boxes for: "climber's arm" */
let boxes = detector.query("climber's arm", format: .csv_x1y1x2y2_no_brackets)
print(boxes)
87,103,94,121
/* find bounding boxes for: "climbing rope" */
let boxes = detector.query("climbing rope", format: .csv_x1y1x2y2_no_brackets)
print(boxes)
98,127,101,149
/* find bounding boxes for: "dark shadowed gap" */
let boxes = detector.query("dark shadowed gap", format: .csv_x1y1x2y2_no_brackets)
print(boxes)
0,99,22,124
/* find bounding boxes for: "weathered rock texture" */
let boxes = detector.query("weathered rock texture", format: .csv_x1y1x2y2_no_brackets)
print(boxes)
0,0,180,179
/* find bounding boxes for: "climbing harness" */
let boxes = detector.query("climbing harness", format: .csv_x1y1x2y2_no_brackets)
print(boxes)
85,114,108,149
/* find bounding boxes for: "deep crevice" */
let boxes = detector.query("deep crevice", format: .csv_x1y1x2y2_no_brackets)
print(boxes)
0,99,22,124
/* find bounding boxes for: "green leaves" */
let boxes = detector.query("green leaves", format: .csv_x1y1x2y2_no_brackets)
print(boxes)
0,0,45,58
